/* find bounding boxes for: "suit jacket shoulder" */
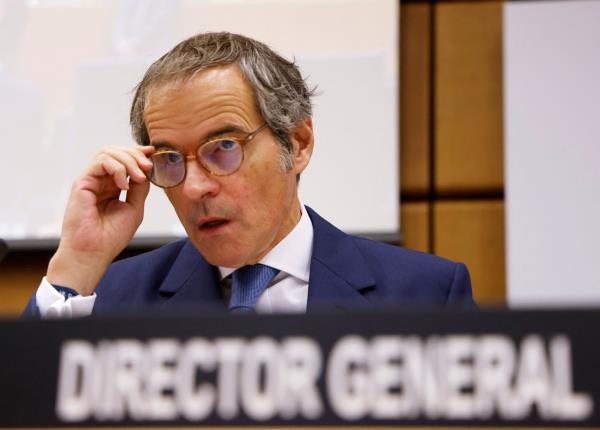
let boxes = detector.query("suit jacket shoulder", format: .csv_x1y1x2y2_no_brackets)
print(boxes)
353,236,474,306
305,207,476,310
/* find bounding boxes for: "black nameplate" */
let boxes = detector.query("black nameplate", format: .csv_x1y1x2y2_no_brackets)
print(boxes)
0,309,598,427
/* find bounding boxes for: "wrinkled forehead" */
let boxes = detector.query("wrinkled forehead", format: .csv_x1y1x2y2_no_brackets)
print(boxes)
143,64,256,114
142,65,264,144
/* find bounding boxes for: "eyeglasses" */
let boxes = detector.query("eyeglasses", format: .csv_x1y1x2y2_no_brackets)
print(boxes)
147,123,269,188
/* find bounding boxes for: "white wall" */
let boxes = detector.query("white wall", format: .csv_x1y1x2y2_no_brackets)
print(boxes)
504,0,600,306
0,0,398,243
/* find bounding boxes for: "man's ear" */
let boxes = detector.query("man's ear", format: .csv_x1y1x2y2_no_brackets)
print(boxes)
290,118,314,175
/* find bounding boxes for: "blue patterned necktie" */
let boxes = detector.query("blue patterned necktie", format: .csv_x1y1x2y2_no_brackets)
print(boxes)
229,264,280,313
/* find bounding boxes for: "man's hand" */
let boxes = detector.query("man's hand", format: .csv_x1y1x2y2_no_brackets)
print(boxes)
47,145,156,296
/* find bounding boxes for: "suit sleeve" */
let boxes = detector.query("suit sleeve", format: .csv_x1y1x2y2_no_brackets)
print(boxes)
21,295,39,318
445,262,478,309
21,277,96,318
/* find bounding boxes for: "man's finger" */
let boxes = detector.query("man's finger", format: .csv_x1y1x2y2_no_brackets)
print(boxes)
127,146,156,172
126,177,150,209
102,148,148,183
97,157,129,190
117,146,156,176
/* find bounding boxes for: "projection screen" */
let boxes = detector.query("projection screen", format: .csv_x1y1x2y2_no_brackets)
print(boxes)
0,0,399,247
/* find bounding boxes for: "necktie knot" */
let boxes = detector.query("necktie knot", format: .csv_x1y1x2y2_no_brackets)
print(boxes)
229,264,279,313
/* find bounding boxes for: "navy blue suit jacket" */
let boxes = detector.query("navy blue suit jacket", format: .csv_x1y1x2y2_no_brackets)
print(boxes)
24,207,475,315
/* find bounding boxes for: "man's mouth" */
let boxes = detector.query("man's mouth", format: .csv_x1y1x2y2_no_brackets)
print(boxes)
198,218,230,230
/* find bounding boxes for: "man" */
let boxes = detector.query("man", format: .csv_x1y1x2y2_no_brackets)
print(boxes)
24,32,475,317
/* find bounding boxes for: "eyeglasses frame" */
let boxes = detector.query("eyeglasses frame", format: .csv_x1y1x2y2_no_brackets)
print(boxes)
148,122,269,188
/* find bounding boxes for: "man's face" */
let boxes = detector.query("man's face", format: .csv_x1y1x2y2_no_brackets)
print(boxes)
144,65,312,268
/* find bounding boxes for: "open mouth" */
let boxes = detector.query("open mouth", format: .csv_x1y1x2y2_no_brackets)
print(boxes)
199,219,229,230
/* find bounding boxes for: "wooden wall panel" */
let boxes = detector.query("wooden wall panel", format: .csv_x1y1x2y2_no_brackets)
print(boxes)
434,200,506,306
434,1,503,194
0,251,49,316
400,2,431,196
400,201,430,253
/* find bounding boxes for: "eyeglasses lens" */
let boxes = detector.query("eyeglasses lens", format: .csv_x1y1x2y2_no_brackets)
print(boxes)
198,139,243,176
148,139,243,188
149,151,185,187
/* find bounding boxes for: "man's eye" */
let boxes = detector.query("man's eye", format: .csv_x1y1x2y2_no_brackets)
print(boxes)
217,139,237,151
165,152,183,164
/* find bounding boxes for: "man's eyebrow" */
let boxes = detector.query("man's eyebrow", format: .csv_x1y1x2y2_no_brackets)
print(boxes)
204,125,245,140
150,142,175,150
149,125,246,148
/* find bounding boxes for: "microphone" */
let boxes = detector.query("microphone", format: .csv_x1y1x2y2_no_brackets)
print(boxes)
0,239,8,265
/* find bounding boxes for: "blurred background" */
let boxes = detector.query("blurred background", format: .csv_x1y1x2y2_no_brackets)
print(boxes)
1,0,599,315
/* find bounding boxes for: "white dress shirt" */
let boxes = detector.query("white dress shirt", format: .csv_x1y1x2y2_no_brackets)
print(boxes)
219,202,313,313
36,279,96,318
36,202,314,317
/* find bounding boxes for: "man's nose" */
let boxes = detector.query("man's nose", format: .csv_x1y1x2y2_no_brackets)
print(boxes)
180,158,220,200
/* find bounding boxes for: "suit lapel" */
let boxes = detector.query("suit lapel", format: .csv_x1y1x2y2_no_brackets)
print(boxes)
305,207,375,312
154,208,375,313
158,240,225,312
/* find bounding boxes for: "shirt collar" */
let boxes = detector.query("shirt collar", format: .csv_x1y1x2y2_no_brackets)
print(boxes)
218,201,313,282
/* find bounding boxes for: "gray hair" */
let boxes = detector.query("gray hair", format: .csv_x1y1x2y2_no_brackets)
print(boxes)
130,32,316,170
